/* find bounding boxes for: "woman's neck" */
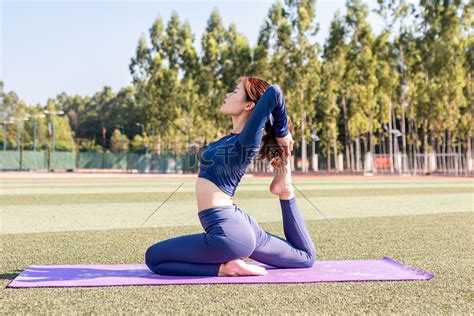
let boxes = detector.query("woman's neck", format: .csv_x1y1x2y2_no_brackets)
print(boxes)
231,114,248,134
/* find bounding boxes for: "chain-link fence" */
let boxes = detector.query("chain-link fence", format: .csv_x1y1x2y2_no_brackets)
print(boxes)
1,149,472,176
365,152,473,176
0,150,198,173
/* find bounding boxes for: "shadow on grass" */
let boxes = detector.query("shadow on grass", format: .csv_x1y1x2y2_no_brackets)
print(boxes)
0,270,23,281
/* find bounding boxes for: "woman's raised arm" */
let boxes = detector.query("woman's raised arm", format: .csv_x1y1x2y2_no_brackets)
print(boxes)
236,84,289,151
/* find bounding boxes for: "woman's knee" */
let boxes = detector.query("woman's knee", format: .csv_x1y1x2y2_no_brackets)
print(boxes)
144,243,163,269
301,247,316,268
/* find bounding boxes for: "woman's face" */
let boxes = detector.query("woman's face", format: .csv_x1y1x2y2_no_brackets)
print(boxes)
219,81,254,116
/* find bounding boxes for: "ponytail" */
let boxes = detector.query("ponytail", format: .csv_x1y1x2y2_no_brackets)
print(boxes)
259,115,294,162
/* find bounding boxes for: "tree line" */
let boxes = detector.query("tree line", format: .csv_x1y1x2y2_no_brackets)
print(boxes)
1,0,472,172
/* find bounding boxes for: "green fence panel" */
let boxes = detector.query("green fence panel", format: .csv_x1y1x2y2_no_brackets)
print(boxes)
0,151,20,170
127,153,195,173
22,151,48,170
79,152,103,168
128,153,150,172
51,152,76,170
104,152,128,169
149,154,168,173
180,153,199,172
1,150,200,172
150,154,186,173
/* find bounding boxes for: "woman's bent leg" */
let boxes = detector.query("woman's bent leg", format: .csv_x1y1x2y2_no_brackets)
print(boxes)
145,206,257,276
145,233,245,276
249,196,316,268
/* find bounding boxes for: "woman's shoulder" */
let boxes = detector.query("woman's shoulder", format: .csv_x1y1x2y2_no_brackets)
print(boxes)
207,134,235,146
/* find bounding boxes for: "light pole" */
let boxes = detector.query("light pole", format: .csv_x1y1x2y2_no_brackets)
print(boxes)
135,122,147,154
43,110,64,171
25,112,46,151
152,128,156,153
43,110,64,155
116,125,128,153
383,124,403,174
135,122,144,135
392,129,402,174
310,128,320,172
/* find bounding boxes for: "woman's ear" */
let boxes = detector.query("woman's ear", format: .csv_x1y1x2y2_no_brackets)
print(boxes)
245,101,255,111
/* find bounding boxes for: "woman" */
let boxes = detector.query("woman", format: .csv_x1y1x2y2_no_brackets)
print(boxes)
145,76,316,277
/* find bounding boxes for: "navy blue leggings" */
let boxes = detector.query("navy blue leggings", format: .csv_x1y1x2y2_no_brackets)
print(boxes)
145,197,316,276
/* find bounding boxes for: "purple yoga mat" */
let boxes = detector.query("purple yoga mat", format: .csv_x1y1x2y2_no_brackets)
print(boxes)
7,256,433,288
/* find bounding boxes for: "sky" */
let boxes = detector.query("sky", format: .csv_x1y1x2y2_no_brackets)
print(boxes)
2,0,385,106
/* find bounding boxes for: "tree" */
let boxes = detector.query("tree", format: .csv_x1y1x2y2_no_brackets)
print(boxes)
317,61,341,170
130,15,181,153
250,18,273,79
320,10,347,171
266,0,321,172
373,28,399,173
110,128,129,152
197,8,228,141
344,0,378,172
0,82,20,149
176,20,204,151
220,22,253,133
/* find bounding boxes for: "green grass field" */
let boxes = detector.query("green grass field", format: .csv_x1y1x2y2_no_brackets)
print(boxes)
1,174,473,314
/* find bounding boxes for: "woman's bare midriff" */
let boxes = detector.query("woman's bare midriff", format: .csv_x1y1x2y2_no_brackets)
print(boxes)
195,177,234,213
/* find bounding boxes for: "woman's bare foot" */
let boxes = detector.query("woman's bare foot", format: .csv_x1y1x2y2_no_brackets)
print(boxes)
269,155,295,200
218,259,268,277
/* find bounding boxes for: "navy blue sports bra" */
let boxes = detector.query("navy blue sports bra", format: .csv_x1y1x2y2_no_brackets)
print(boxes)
198,85,289,196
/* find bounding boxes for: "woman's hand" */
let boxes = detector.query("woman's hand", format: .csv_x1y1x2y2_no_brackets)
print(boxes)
276,132,294,158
